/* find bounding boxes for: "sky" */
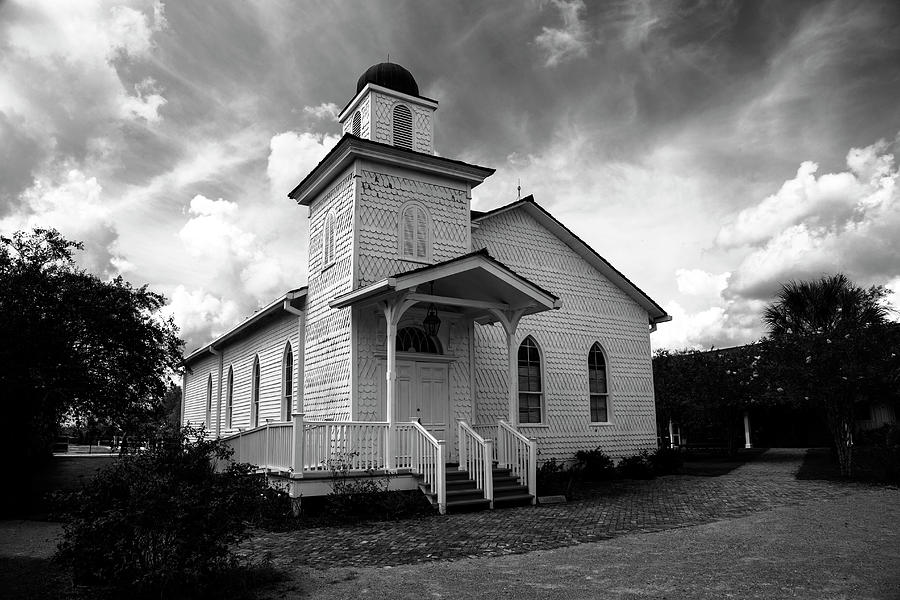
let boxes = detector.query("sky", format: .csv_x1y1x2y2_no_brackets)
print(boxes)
2,0,900,353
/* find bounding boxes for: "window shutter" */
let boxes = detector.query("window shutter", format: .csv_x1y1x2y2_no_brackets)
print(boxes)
393,104,413,150
402,207,415,257
415,206,427,259
352,111,361,137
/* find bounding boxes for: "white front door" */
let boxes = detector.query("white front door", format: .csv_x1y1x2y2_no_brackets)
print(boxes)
395,361,449,441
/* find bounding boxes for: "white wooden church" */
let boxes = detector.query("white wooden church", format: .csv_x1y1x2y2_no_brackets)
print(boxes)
181,63,670,512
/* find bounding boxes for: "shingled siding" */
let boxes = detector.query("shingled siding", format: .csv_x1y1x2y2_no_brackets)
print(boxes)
355,167,470,287
471,208,657,461
370,92,433,154
182,311,301,435
304,169,356,420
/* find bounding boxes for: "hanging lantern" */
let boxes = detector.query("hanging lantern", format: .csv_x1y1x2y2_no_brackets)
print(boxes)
423,303,441,336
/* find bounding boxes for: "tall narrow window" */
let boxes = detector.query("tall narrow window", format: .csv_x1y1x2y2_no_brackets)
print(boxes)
392,104,413,149
322,210,335,265
399,202,430,261
518,336,543,424
251,356,260,428
588,343,609,422
352,111,361,137
282,344,294,421
225,366,234,429
205,374,213,427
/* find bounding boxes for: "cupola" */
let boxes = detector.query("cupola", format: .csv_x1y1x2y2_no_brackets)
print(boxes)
338,62,438,155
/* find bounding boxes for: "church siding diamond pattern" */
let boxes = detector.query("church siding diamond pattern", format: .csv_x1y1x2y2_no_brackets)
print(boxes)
472,208,657,460
356,169,469,286
303,171,356,421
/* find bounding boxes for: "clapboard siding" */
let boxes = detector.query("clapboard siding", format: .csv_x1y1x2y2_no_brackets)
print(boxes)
183,353,217,429
183,312,301,435
472,207,657,460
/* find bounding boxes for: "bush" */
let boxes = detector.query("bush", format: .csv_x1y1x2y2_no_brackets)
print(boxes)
574,447,616,481
319,454,433,522
55,426,287,598
651,447,684,475
536,458,578,497
853,424,900,483
617,450,656,479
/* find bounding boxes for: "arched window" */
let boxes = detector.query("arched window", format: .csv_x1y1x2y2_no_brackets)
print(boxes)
251,356,261,428
352,111,361,137
518,336,543,424
322,210,335,266
282,343,294,421
392,104,413,150
396,326,441,354
205,374,213,426
225,366,234,429
588,343,609,423
399,202,430,262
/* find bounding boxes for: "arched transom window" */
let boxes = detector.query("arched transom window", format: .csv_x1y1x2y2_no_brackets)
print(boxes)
205,374,213,426
518,336,543,424
392,104,413,150
282,343,294,421
396,326,441,354
588,343,609,423
399,202,430,262
251,356,261,428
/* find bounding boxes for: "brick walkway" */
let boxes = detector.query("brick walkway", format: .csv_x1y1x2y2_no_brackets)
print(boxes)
239,449,865,569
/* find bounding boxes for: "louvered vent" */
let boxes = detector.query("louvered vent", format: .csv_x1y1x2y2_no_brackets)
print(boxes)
352,111,361,137
392,104,413,150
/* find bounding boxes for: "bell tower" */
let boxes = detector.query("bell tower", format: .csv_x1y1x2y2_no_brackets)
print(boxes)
338,62,438,155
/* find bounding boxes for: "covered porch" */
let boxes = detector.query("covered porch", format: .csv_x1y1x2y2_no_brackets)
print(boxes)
222,250,561,513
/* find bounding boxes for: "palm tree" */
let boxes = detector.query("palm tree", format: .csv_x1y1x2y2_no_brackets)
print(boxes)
763,274,892,476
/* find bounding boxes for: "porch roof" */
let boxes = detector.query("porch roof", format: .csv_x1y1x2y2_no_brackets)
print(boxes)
330,249,561,318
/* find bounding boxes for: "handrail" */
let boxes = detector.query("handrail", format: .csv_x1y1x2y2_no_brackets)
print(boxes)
497,420,537,503
458,420,494,507
399,422,446,514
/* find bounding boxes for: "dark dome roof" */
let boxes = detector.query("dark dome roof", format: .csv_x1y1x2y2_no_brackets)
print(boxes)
356,63,419,97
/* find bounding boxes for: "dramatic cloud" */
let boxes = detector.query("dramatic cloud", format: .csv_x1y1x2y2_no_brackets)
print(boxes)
163,285,242,352
535,0,590,67
266,131,340,199
303,102,340,121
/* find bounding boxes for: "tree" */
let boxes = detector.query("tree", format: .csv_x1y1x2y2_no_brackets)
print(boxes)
654,343,770,453
0,229,183,471
763,274,897,476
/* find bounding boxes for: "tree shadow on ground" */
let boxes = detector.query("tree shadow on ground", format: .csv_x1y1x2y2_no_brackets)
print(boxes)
5,456,116,519
678,448,768,477
795,448,844,481
0,556,85,600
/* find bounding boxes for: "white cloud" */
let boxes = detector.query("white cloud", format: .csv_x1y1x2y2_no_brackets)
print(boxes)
725,138,900,299
0,168,125,276
535,0,590,67
163,285,242,352
676,268,730,300
303,102,340,121
266,131,340,198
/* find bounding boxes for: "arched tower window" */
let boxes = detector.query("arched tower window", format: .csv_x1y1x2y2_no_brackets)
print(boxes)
225,366,234,429
205,374,213,427
396,326,442,354
251,356,261,428
322,210,336,266
282,343,294,421
518,336,543,424
588,343,610,423
352,110,361,137
399,202,430,262
392,104,413,150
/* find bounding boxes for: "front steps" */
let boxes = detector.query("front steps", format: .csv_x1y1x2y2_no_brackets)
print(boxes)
419,464,534,512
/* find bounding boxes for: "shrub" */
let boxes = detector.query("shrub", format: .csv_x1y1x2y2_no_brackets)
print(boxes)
55,426,285,598
574,447,616,481
617,450,656,479
853,424,900,483
536,458,577,497
651,447,684,475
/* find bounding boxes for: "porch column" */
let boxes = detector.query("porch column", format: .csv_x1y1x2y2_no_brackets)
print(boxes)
489,308,525,426
381,294,415,470
743,411,752,449
668,418,675,448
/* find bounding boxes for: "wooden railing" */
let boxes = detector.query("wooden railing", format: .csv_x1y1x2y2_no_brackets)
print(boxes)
395,422,446,513
497,420,537,503
300,420,389,471
221,420,293,472
458,420,493,507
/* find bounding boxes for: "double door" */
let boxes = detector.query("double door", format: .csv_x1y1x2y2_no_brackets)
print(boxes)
395,361,449,442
